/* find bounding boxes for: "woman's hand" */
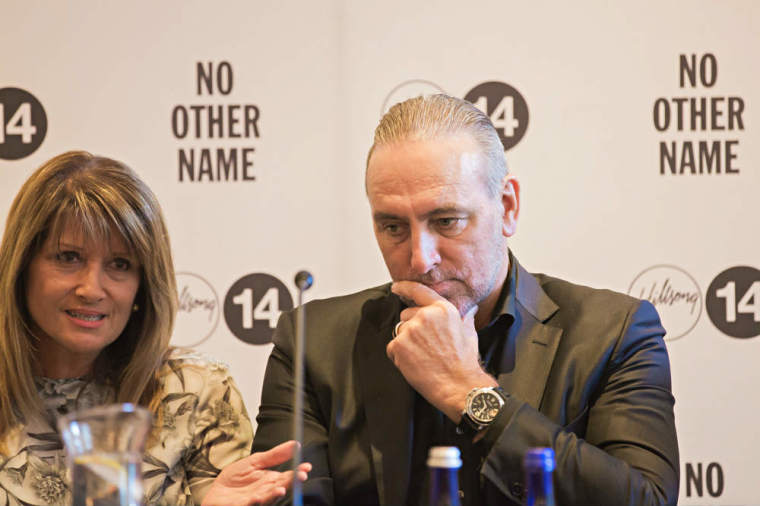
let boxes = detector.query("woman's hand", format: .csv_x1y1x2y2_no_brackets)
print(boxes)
202,440,312,506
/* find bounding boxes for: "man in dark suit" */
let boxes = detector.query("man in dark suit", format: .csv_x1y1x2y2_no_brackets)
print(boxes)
252,94,679,505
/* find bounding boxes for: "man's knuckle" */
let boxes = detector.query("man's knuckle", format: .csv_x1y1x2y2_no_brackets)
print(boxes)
417,308,435,323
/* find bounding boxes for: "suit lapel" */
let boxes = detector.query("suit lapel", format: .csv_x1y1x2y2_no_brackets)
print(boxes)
355,291,414,506
497,259,562,410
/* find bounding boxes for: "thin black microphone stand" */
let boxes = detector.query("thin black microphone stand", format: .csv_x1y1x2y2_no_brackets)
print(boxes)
292,271,313,506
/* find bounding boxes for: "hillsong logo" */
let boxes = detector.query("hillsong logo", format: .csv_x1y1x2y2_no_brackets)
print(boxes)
224,273,294,345
381,80,446,115
628,265,701,341
653,53,746,175
0,87,47,160
171,61,261,182
172,272,220,347
381,80,530,152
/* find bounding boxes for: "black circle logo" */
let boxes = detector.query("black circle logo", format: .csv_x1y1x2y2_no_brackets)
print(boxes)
706,266,760,339
0,87,47,160
464,81,529,151
224,273,294,344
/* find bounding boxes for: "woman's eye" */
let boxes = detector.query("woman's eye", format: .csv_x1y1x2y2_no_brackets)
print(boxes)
55,251,80,263
112,258,132,271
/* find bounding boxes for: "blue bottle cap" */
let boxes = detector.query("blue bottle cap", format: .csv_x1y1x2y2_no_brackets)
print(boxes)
427,446,462,469
523,447,555,472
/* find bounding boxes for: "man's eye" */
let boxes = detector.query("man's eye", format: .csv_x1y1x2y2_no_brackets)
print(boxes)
55,251,80,263
435,217,466,232
382,223,406,237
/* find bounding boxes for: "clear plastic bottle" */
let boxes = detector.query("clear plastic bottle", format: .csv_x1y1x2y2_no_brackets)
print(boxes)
427,446,462,506
523,447,556,506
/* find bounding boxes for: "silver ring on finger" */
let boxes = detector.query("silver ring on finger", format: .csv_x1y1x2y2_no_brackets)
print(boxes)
392,320,404,338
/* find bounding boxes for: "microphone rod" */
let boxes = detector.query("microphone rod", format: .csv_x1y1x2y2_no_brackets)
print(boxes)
292,270,313,506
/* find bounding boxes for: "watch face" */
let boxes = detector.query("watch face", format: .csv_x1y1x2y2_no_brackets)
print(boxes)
469,391,503,424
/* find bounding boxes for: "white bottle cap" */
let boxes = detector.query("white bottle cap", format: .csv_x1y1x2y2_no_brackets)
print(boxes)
426,446,462,469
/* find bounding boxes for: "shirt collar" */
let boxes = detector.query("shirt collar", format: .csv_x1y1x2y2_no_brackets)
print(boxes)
482,249,518,329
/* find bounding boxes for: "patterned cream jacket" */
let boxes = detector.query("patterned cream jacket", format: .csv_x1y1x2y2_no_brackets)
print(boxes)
0,349,253,506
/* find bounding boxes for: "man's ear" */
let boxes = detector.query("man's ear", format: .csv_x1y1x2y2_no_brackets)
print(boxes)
501,175,520,237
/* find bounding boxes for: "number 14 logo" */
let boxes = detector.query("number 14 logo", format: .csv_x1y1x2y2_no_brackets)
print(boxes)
472,95,519,138
0,103,37,144
715,281,760,322
706,266,760,339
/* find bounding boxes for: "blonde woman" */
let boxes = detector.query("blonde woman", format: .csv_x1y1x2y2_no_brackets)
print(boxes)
0,151,307,506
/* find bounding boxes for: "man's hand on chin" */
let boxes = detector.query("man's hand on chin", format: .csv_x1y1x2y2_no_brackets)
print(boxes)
387,281,498,423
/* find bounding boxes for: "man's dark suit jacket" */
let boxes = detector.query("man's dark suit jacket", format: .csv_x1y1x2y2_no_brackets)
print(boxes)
253,256,679,505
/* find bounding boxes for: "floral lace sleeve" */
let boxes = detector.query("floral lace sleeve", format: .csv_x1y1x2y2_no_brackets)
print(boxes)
140,350,254,506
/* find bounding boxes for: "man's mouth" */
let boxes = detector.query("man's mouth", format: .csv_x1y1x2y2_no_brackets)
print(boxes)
426,280,451,290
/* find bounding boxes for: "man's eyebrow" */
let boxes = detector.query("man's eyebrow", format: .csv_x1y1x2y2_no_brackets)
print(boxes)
373,212,404,222
425,206,467,218
373,206,468,222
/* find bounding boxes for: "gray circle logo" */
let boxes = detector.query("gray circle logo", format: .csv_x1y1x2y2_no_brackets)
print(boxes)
706,266,760,339
381,79,446,115
173,272,219,347
464,81,529,151
628,265,702,341
224,273,294,345
0,87,47,160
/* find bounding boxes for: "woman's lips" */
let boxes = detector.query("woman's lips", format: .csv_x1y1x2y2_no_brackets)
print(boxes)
65,309,106,328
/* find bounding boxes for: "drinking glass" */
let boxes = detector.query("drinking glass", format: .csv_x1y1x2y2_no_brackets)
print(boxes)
57,403,151,506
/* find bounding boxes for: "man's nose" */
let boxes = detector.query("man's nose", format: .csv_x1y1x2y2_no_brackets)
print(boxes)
75,263,107,302
409,229,441,275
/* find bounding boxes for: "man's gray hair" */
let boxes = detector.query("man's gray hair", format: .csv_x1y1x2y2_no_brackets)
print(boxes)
366,94,508,196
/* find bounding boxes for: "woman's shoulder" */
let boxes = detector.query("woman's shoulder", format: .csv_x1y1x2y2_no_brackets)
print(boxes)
163,347,231,372
158,348,238,395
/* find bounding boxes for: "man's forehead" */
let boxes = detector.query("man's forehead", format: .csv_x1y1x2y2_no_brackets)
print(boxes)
366,135,487,191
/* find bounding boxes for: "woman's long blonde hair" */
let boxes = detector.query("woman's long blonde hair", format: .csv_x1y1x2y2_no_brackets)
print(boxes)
0,151,178,451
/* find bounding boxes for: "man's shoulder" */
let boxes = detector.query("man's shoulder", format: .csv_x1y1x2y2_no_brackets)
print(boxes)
525,270,664,350
305,283,393,311
534,272,638,305
272,283,396,358
275,283,396,341
529,270,650,324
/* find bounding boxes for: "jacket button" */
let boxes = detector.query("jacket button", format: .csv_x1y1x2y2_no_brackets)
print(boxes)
510,482,524,499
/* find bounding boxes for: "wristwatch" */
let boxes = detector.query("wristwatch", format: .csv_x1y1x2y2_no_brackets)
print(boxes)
456,386,508,435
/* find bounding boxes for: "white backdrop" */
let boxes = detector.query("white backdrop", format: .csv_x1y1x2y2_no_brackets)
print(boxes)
2,1,758,503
